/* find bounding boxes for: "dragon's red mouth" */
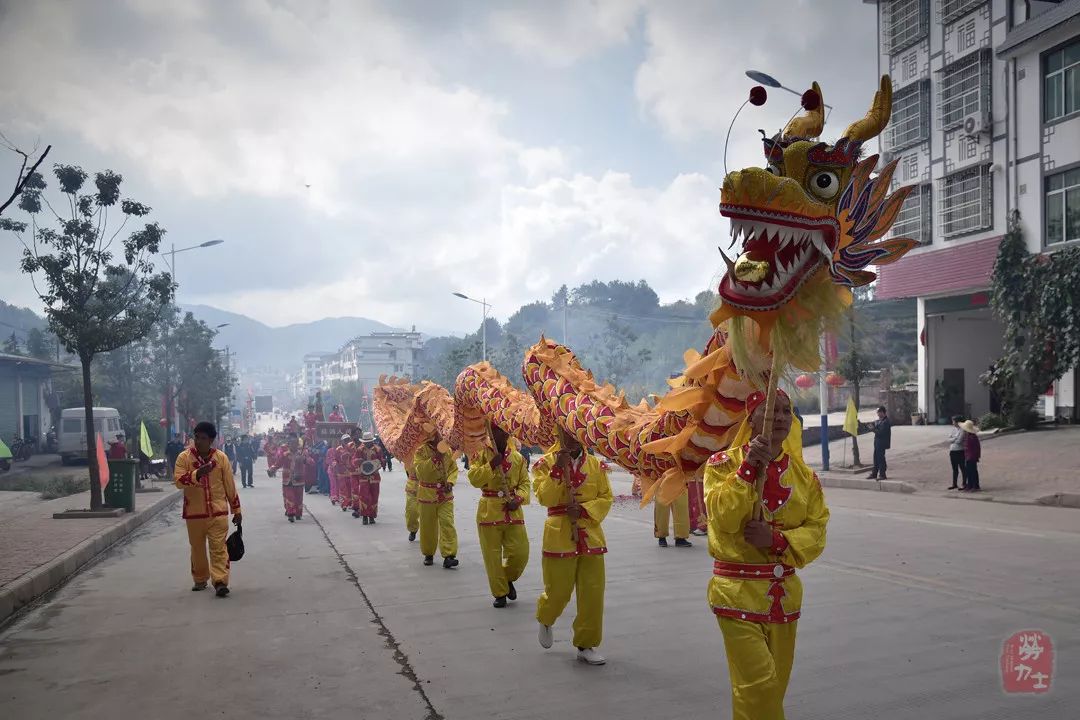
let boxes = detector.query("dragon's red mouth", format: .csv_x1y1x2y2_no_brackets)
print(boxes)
717,204,839,311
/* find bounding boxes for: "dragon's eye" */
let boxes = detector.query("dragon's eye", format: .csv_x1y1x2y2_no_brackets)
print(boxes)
765,163,782,176
808,170,840,199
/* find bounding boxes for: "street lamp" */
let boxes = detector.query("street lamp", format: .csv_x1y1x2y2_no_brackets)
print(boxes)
452,292,491,362
158,239,224,438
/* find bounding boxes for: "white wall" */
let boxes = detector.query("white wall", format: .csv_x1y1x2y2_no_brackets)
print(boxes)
926,307,1004,419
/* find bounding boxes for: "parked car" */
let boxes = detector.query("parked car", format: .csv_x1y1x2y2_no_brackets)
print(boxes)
58,407,123,465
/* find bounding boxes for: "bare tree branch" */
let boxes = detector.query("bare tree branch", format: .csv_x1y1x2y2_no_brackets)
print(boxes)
0,143,50,216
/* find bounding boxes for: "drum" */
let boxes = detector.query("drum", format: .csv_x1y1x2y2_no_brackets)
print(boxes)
360,459,380,475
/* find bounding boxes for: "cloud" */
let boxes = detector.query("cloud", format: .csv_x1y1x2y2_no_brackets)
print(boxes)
487,0,645,67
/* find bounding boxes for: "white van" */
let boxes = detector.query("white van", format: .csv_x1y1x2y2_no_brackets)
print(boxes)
59,407,123,465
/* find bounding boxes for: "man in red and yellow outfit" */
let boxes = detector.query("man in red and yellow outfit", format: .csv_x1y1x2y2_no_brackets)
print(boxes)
403,457,420,542
269,433,308,522
533,427,612,666
467,422,530,608
654,487,693,548
353,432,383,524
174,421,241,597
337,440,355,514
704,388,829,720
412,433,459,568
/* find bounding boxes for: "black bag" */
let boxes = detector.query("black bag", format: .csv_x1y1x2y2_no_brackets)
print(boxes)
226,521,245,562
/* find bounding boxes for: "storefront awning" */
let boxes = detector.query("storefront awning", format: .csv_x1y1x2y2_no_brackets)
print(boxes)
875,236,1002,301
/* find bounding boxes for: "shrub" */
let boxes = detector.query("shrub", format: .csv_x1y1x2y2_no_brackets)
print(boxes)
977,413,1008,430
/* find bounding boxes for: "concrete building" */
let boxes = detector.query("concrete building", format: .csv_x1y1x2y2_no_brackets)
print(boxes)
869,0,1079,422
298,331,423,396
0,353,76,442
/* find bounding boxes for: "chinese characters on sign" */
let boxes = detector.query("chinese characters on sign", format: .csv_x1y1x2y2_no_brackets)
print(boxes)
1000,630,1053,694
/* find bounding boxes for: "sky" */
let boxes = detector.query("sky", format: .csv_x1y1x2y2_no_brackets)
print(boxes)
0,0,880,334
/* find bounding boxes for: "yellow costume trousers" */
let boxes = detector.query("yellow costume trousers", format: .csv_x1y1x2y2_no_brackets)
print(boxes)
186,516,230,586
419,501,457,558
536,554,605,649
405,494,420,533
654,491,690,539
477,524,529,597
717,616,798,720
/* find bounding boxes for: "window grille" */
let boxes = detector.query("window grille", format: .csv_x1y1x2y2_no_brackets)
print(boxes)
886,80,930,150
939,165,992,237
892,184,932,246
939,49,990,129
884,0,929,54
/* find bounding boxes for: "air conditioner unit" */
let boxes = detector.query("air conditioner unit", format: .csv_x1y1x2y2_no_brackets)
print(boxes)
962,113,988,138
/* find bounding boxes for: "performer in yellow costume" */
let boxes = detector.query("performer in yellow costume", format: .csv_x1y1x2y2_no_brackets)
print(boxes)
402,457,420,542
704,388,829,720
174,421,241,598
412,433,459,568
467,422,530,608
534,427,612,666
654,487,692,548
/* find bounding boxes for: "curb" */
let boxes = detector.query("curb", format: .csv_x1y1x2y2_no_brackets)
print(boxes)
0,488,181,625
817,474,917,494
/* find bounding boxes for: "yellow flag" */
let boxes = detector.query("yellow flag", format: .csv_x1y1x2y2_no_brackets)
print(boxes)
844,397,859,436
139,421,155,458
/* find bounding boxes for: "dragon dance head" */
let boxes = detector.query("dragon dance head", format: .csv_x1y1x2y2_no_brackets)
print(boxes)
715,75,918,369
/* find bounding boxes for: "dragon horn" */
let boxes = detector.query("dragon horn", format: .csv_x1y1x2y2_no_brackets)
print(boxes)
718,247,737,274
842,74,892,144
783,81,824,140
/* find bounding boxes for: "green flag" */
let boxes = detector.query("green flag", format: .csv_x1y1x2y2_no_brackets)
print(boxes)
0,437,11,459
140,421,155,458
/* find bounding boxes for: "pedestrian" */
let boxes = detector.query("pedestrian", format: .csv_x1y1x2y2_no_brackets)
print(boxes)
403,456,420,542
467,421,530,609
412,431,459,568
376,435,392,472
960,419,981,492
165,433,184,471
173,421,241,597
108,433,127,459
654,487,693,548
533,426,612,666
866,405,891,480
328,404,345,422
687,472,708,536
337,438,356,514
704,388,829,719
947,415,967,490
303,440,319,494
223,437,238,474
316,440,331,496
237,435,255,488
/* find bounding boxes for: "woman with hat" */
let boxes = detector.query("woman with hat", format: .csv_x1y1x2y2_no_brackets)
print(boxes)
704,388,830,720
959,419,981,492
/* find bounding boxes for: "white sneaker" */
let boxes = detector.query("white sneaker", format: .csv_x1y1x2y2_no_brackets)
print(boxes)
577,648,606,665
538,622,553,649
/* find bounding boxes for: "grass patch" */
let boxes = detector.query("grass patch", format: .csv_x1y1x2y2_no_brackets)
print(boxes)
39,475,91,500
0,475,47,492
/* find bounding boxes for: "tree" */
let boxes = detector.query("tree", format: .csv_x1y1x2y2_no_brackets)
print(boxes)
2,164,172,509
151,310,233,433
837,311,868,466
593,316,652,387
1,133,51,217
987,213,1080,427
2,332,20,355
25,327,56,361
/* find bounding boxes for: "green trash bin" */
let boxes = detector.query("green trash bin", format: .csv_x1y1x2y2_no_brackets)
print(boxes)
105,459,138,512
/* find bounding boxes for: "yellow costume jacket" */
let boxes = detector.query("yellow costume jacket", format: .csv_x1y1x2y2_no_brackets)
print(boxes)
403,458,418,497
174,447,241,520
413,444,458,504
533,448,612,558
703,439,829,624
467,447,530,526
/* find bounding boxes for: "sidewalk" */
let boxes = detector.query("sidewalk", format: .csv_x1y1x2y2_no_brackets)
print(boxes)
0,479,180,624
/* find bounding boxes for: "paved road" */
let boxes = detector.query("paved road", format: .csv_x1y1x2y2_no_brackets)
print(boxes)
1,458,1077,719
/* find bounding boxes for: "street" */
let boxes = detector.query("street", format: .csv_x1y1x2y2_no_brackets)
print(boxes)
1,458,1077,719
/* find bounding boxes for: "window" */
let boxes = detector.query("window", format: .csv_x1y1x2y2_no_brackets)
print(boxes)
62,418,82,433
1044,39,1080,123
1045,167,1080,245
940,165,992,237
892,184,932,245
939,49,991,129
887,80,931,150
941,0,984,25
884,0,929,54
957,18,976,53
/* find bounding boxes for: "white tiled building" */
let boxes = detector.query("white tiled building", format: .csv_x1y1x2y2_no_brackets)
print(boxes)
869,0,1079,422
299,331,423,396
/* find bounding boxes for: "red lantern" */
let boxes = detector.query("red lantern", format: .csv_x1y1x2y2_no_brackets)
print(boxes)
826,372,845,387
795,373,815,390
159,418,168,427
